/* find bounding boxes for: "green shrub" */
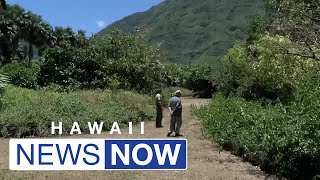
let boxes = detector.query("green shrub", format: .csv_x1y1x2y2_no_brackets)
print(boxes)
219,35,319,103
0,62,37,89
37,30,165,92
0,85,154,138
164,63,218,97
182,64,217,92
193,75,320,179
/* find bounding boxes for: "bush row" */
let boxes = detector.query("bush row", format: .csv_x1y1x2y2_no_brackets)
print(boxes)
193,75,320,179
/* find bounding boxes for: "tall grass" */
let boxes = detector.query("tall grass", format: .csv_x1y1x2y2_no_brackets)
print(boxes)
0,86,154,138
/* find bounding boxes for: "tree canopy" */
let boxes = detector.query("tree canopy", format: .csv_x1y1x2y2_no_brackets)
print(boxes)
0,5,56,65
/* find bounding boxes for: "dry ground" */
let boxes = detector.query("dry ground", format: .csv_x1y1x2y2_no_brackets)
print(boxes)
0,97,279,180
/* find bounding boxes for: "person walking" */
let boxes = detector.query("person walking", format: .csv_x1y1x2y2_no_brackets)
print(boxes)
155,89,163,128
167,90,183,137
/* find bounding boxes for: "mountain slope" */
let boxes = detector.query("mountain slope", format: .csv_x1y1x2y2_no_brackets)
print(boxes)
100,0,264,64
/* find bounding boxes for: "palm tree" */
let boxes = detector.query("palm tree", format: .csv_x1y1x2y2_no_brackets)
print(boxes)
0,73,8,109
0,74,8,91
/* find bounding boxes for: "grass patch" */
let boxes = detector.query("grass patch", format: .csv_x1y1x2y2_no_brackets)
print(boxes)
0,86,154,138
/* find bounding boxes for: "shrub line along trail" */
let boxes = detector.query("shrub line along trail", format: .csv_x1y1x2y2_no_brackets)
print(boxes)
0,97,277,180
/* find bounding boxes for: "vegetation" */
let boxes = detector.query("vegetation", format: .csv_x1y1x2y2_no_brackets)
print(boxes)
0,4,162,139
0,3,209,141
193,0,320,179
0,0,6,13
2,0,320,178
0,85,153,138
0,3,225,96
0,61,37,89
0,4,55,65
194,75,320,179
100,0,264,64
164,63,218,97
37,30,165,92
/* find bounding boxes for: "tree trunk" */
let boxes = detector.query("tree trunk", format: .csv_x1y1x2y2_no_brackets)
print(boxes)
28,43,33,67
1,49,13,65
0,0,6,14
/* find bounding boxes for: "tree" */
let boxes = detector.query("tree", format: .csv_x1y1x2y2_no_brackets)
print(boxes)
17,12,55,66
0,5,21,65
37,29,165,92
266,0,320,62
53,27,88,48
0,5,55,65
0,0,6,13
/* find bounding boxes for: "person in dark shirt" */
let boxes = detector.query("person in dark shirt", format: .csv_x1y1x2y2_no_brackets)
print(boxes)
167,90,183,137
155,89,163,128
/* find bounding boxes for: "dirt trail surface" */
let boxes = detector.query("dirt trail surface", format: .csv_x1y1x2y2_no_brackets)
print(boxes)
0,97,278,180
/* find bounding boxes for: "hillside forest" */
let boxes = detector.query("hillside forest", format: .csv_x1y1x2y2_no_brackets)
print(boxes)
101,0,265,64
1,0,320,179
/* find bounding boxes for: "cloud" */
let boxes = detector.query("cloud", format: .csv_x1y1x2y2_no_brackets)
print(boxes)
96,20,106,28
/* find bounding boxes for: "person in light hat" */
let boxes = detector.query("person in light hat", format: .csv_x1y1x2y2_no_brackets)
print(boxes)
167,90,183,137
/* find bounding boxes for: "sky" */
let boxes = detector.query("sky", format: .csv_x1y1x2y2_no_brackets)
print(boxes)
6,0,163,36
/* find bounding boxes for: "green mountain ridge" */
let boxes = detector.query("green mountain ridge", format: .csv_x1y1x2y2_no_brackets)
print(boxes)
100,0,264,64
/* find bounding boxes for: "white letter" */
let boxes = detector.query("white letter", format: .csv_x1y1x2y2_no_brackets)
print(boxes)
51,122,62,135
110,122,121,134
132,144,152,166
70,122,82,135
129,122,133,135
88,122,104,135
154,144,181,165
112,144,129,165
141,122,144,135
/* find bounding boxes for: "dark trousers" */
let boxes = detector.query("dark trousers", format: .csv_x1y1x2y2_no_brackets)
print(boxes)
156,106,163,127
170,116,182,134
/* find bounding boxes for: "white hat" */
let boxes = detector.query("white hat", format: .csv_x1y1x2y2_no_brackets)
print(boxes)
174,90,182,95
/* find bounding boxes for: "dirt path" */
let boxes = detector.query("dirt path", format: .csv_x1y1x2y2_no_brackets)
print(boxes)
0,97,277,180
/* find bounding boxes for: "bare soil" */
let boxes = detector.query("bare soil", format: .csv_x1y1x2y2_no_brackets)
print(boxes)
0,97,279,180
